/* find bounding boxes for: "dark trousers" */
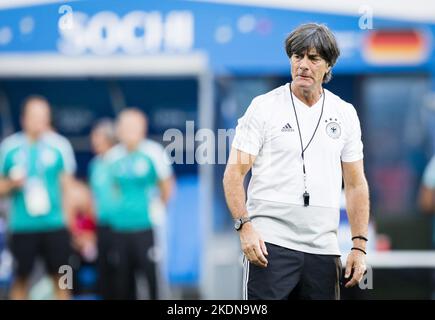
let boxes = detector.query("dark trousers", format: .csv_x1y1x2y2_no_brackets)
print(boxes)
111,229,157,300
243,242,341,300
9,229,71,278
96,225,116,300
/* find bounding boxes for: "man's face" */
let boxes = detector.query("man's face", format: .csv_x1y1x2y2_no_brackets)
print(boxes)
91,129,112,155
290,48,330,90
22,101,51,137
117,112,145,148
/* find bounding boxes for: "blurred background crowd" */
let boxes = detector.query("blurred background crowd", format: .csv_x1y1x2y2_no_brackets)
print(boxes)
0,0,435,299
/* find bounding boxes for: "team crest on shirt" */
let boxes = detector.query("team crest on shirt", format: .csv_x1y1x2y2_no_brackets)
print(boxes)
325,118,341,139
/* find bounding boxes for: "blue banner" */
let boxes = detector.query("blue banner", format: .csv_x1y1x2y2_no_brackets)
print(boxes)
0,0,433,74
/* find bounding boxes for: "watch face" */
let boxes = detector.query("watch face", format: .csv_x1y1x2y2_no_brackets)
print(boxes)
234,220,241,230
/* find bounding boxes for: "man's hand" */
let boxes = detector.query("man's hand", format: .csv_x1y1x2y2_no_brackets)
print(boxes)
344,249,367,288
239,223,268,268
10,177,25,190
0,177,25,196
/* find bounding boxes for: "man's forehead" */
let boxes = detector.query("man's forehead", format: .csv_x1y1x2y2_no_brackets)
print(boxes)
307,48,320,55
295,47,320,55
25,101,50,114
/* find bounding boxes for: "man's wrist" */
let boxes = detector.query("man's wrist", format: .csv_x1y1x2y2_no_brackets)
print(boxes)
234,216,251,231
351,247,367,255
352,235,368,250
352,239,367,250
238,221,252,234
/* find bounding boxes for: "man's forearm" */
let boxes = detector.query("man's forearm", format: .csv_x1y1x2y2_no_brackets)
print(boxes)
159,177,174,205
223,172,249,220
419,186,435,214
61,174,76,230
345,180,370,249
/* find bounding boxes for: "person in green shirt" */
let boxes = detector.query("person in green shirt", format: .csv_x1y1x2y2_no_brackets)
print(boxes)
0,96,76,300
89,119,118,299
107,108,167,300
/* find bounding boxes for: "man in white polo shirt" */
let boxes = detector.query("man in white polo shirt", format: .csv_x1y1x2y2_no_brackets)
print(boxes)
223,23,369,300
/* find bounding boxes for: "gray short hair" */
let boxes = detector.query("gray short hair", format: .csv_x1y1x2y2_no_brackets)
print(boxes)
285,23,340,83
92,118,117,145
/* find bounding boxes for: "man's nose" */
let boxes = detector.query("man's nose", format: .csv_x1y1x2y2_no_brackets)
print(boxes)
298,55,309,70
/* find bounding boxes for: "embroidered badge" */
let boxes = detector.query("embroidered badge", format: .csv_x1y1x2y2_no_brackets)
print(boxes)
325,118,341,139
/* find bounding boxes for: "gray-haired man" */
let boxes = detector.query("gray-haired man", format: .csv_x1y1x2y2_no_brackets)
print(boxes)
223,23,369,300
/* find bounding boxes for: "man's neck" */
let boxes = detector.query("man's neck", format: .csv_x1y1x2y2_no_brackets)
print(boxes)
125,142,140,152
25,132,41,143
290,83,323,107
99,147,112,157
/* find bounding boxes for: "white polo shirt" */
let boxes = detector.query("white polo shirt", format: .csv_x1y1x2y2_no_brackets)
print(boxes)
232,83,363,255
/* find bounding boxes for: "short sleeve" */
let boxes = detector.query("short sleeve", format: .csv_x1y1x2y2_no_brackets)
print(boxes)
58,138,77,175
0,142,8,177
341,105,364,162
148,158,159,185
0,134,22,177
232,99,265,156
423,156,435,188
56,148,66,172
43,133,77,175
142,141,173,181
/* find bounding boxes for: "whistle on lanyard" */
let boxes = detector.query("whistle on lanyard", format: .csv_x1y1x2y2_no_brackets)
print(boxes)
303,191,310,207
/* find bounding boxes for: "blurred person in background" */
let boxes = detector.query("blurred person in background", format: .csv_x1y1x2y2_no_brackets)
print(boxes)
108,108,173,300
419,153,435,298
66,178,97,298
68,178,96,262
89,119,118,300
139,112,175,299
223,23,369,300
0,96,76,300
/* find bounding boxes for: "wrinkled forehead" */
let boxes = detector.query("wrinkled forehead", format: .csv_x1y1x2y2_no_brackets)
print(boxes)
293,47,321,56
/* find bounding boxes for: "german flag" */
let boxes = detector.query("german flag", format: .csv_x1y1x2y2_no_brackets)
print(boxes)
363,30,428,65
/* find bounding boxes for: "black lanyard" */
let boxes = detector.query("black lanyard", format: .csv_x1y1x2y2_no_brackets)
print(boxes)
289,83,325,206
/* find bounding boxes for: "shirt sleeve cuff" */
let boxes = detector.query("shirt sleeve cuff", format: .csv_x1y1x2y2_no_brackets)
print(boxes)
232,140,259,157
341,154,364,163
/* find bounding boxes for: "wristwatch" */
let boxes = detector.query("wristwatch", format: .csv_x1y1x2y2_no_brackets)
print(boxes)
234,216,251,231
